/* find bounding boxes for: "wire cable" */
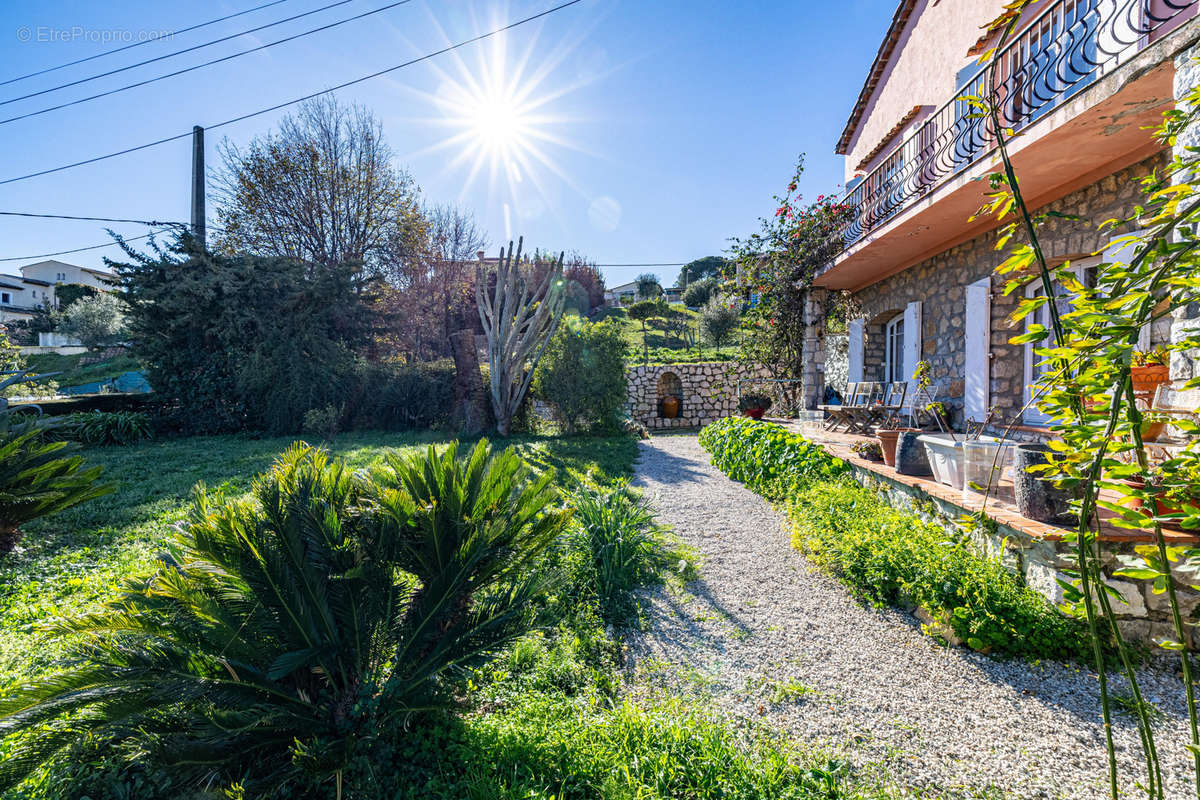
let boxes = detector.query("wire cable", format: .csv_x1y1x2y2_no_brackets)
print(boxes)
0,228,178,263
0,211,186,226
0,0,415,124
0,0,293,88
0,0,585,187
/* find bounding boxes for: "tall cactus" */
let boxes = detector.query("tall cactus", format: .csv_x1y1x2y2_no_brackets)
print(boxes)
476,238,565,436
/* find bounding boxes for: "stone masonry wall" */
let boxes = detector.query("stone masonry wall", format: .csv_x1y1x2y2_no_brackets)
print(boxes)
849,461,1200,650
626,362,770,430
849,152,1169,429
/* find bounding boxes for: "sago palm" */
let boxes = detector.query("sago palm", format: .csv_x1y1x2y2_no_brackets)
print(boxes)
0,440,570,797
0,413,113,554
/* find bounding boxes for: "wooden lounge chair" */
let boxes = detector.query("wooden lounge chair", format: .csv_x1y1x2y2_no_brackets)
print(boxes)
818,381,858,431
844,382,883,434
864,381,908,431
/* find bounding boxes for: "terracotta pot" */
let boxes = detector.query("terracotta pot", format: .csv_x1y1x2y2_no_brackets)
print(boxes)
1116,478,1146,512
1115,478,1192,530
1140,419,1167,442
877,428,919,468
660,396,679,419
1132,364,1170,404
743,407,765,420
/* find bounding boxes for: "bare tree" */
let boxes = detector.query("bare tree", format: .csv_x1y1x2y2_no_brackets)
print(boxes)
476,238,565,436
213,95,419,275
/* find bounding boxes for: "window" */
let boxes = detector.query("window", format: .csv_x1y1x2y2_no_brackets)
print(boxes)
1,292,9,304
884,313,905,384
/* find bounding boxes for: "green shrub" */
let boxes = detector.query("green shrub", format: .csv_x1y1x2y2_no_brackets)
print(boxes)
0,440,571,797
301,404,341,439
340,692,857,799
55,411,153,446
698,417,849,499
698,297,741,351
682,277,718,308
567,484,693,625
788,480,1093,660
343,360,456,431
0,414,114,554
532,320,627,433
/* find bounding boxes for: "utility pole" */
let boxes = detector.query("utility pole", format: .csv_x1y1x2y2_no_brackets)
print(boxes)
190,125,206,250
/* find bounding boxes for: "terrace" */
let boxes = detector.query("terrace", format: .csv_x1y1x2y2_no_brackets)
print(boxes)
817,0,1199,292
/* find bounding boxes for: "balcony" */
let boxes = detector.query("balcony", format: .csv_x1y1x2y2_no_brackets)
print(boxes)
816,0,1199,292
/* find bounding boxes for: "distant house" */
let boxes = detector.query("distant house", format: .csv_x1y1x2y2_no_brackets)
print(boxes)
604,281,682,307
0,260,117,323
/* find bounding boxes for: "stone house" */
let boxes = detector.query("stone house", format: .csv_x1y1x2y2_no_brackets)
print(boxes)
801,0,1200,434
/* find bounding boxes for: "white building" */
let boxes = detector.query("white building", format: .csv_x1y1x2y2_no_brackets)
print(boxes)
0,260,116,323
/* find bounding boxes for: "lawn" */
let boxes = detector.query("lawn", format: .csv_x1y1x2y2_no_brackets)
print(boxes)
592,306,746,365
0,430,638,689
22,351,143,388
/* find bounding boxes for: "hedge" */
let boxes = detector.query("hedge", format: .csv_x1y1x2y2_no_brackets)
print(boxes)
697,416,849,499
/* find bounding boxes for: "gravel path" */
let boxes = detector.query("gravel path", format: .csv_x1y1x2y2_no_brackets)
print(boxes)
626,433,1196,800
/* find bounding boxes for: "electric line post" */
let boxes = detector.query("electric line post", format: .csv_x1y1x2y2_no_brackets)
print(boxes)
191,125,205,250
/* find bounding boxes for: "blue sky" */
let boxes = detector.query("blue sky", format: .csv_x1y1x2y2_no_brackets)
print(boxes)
0,0,895,288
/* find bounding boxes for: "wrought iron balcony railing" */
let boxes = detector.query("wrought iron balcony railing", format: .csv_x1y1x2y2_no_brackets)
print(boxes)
838,0,1198,251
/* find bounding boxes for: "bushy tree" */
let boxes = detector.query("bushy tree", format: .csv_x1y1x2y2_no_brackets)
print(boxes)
562,279,591,317
0,441,570,795
564,255,605,312
682,277,718,308
214,96,421,277
677,255,727,288
56,293,128,351
54,283,97,311
533,319,627,433
626,298,666,336
699,298,741,353
112,234,369,434
635,273,661,299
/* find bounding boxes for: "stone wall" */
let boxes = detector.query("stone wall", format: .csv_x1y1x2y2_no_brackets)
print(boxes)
847,461,1200,650
626,362,769,430
848,151,1170,429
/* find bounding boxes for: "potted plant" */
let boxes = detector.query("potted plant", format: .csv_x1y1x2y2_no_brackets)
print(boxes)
895,429,933,476
877,422,920,468
851,439,884,462
1132,346,1170,403
1013,443,1078,524
738,394,773,420
919,405,1003,491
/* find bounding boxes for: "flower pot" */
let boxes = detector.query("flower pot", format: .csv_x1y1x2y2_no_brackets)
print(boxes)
1132,364,1169,403
918,433,964,489
1140,418,1167,442
1013,443,1076,524
660,396,679,419
877,428,919,468
961,437,1017,504
895,431,933,476
743,407,765,420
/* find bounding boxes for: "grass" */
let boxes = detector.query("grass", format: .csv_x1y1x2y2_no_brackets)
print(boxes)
23,352,143,388
0,429,638,688
591,306,747,364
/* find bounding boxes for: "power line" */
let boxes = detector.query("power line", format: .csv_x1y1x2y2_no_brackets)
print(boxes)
0,228,177,263
0,211,186,226
0,0,585,187
593,263,686,267
0,0,416,125
0,0,293,88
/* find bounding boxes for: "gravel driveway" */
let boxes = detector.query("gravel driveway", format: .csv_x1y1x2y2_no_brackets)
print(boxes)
625,433,1195,800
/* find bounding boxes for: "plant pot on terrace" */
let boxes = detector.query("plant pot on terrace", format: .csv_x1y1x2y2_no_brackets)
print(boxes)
877,428,920,468
895,430,933,477
918,433,964,489
738,394,772,420
1013,443,1077,524
961,437,1017,504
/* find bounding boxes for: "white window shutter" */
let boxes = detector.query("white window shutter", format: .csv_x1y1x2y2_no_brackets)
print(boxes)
964,278,991,422
902,300,922,387
847,318,864,382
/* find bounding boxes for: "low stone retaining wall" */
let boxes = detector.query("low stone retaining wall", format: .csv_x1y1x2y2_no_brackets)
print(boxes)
627,362,769,430
845,461,1200,650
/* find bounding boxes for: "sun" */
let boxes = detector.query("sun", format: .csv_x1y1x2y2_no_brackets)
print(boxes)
398,9,603,237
